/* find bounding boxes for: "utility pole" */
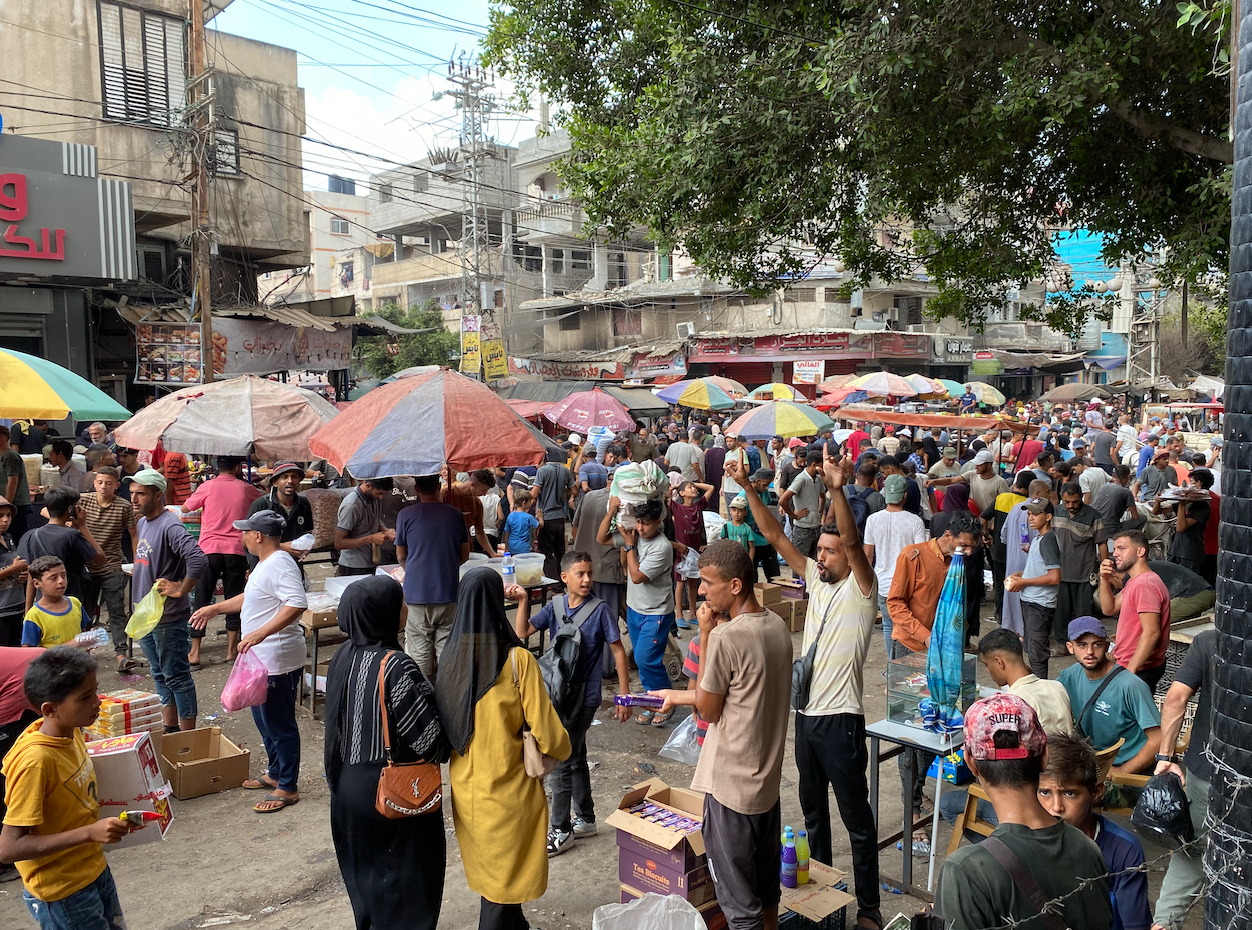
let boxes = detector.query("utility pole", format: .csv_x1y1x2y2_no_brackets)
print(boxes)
445,62,496,323
188,0,214,382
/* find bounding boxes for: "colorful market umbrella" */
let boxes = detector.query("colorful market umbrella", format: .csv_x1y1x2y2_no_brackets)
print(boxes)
308,368,547,477
726,401,834,440
850,371,918,398
904,373,946,398
1039,382,1112,403
0,348,133,421
746,382,807,402
654,378,737,410
966,382,1007,406
113,375,338,460
814,387,869,409
920,549,968,735
817,374,859,394
543,388,635,432
701,375,748,397
935,379,966,397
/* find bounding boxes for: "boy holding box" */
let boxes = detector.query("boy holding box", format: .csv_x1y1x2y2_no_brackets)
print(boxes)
0,647,135,929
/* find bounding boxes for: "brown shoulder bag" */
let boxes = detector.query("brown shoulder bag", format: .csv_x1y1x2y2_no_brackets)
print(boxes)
375,651,443,819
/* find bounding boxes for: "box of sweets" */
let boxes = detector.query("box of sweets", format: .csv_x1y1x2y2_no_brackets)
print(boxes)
86,731,173,849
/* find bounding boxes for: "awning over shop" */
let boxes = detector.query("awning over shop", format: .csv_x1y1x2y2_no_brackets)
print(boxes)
824,407,1032,433
505,399,554,420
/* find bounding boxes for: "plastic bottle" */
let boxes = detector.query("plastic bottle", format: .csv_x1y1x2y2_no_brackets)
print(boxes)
501,553,515,584
781,824,793,846
780,837,798,888
1020,525,1030,549
795,830,810,885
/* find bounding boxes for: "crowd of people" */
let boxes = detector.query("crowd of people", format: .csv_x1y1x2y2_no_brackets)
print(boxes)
0,388,1222,930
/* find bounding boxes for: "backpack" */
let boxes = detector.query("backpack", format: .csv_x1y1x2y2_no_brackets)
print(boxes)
845,485,873,536
537,595,603,721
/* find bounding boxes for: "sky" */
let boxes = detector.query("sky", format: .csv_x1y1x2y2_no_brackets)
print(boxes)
211,0,539,189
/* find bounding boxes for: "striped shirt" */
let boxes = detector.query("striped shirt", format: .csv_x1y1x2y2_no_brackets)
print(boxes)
78,493,135,573
799,559,878,717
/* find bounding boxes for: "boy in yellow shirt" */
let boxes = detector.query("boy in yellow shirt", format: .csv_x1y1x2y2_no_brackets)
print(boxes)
0,646,130,928
21,558,91,648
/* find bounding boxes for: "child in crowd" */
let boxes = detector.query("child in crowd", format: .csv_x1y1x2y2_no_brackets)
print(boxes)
0,647,133,929
0,498,27,646
500,490,542,555
1037,732,1152,930
1005,498,1061,679
508,551,630,858
669,480,712,630
719,496,756,559
597,497,675,726
21,557,92,648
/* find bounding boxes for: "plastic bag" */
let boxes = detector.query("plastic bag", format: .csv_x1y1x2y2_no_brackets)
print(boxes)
1132,771,1194,844
658,712,702,766
125,587,167,640
592,892,705,930
290,533,316,552
220,649,271,712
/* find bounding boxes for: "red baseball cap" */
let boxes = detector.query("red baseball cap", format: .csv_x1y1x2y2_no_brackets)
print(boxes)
964,694,1047,761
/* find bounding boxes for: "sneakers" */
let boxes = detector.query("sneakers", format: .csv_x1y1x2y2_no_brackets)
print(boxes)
572,816,597,837
547,828,576,858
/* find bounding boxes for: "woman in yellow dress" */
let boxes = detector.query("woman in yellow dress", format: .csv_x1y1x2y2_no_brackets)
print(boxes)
436,568,571,930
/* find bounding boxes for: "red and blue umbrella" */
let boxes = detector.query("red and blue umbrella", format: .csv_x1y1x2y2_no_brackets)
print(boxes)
307,369,547,478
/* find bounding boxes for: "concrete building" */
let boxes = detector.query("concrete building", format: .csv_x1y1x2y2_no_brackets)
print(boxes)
2,0,308,405
260,185,374,305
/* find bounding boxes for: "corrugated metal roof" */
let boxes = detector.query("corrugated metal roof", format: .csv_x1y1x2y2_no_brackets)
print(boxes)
518,274,737,311
116,303,342,332
514,337,686,364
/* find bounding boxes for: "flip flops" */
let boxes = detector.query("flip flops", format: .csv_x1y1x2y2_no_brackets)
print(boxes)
254,793,299,813
635,710,655,725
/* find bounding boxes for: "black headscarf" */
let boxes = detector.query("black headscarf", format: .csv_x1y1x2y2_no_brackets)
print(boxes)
324,577,405,787
434,567,522,755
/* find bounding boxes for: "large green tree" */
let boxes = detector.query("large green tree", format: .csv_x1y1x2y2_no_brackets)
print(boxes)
486,0,1230,332
353,301,461,379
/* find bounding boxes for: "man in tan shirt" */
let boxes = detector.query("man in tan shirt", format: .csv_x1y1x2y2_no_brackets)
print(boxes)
656,539,793,930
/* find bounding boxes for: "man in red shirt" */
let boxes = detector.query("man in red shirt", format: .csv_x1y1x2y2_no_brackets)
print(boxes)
1097,528,1171,692
1010,433,1045,472
845,423,870,460
182,456,262,665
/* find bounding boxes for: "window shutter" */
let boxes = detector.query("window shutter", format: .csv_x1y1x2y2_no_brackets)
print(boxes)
121,6,146,120
164,16,186,125
98,2,184,126
100,3,127,120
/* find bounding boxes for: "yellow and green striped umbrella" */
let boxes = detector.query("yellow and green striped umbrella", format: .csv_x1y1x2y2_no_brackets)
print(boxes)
0,348,133,420
654,378,737,410
726,401,834,440
746,382,808,402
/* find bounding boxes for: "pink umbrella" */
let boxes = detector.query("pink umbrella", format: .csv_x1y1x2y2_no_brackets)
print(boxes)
544,388,635,432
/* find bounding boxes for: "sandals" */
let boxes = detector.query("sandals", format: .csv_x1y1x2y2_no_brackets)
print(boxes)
243,777,278,791
651,712,671,727
254,793,299,813
116,657,140,674
635,711,655,725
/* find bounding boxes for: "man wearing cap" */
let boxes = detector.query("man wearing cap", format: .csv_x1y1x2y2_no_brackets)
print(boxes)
863,474,927,660
1058,616,1162,774
958,384,978,415
966,450,1009,515
875,426,900,458
183,455,263,666
191,510,307,813
745,468,781,581
1134,449,1177,504
937,694,1113,930
130,468,207,732
926,446,964,484
246,462,314,571
1136,433,1160,478
779,451,827,559
1005,498,1061,678
722,433,750,514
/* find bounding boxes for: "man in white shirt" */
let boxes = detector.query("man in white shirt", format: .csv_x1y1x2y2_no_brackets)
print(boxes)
721,433,749,513
862,475,927,659
1114,413,1139,465
190,510,308,812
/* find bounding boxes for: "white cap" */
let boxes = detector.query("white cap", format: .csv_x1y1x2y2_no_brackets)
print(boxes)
568,433,581,445
897,428,911,437
973,450,994,465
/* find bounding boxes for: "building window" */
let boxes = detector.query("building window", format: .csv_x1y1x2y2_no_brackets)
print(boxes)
331,216,350,235
559,309,581,331
613,306,642,337
99,2,185,126
788,287,816,302
328,175,356,195
378,184,393,203
340,261,354,286
571,250,591,271
523,245,542,273
549,248,565,275
211,129,239,177
607,250,627,286
413,172,429,193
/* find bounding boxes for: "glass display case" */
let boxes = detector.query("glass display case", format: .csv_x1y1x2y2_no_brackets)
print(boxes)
886,651,978,728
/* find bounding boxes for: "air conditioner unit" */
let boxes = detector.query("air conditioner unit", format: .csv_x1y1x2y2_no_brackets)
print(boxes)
676,322,697,338
886,307,900,322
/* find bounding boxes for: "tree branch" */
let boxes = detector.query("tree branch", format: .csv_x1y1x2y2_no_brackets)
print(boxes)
1109,102,1233,163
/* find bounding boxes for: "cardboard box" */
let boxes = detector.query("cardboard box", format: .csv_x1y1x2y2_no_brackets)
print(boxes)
302,607,338,630
754,582,783,606
619,886,726,930
158,727,250,800
776,577,807,599
87,731,173,849
788,598,809,632
304,661,331,694
780,861,855,924
607,779,707,865
618,853,715,906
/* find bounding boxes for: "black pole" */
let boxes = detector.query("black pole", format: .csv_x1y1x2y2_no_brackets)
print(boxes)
1205,2,1252,925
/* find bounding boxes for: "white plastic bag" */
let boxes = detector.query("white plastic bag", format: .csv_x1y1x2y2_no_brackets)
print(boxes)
290,533,316,552
592,893,705,930
658,712,702,766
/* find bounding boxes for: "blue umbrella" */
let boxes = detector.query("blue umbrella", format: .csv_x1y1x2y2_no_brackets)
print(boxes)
920,550,968,734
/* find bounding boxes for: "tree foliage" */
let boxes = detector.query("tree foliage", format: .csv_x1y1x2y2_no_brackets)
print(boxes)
353,301,460,379
485,0,1230,332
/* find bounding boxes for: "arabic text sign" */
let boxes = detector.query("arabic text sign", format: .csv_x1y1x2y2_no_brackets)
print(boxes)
792,360,825,384
481,321,508,380
508,356,626,380
0,173,66,262
461,314,481,375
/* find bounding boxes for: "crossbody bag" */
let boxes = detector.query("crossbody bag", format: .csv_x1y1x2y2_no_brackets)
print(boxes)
791,577,846,711
1073,664,1123,742
512,648,561,778
374,652,442,819
981,837,1071,930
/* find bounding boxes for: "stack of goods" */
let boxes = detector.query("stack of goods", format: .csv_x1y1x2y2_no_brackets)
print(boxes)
87,689,164,740
772,579,810,632
306,488,352,550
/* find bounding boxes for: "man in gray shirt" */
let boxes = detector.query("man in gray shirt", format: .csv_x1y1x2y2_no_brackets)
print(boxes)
1136,451,1177,503
1091,425,1118,475
665,435,705,483
780,450,826,558
334,477,395,575
534,453,576,585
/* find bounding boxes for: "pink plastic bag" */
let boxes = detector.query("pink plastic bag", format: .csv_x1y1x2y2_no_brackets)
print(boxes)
220,649,270,712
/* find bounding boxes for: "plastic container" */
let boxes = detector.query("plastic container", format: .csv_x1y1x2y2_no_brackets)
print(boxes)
324,574,370,598
795,830,810,885
780,836,798,888
514,553,545,585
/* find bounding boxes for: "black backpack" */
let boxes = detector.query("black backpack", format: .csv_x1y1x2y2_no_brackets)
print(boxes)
538,595,602,720
845,485,873,536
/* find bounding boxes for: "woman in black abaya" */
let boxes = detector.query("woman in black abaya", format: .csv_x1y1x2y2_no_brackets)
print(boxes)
324,576,449,930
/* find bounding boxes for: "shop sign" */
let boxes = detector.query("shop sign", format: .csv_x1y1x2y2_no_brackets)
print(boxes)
508,356,626,380
792,360,825,384
460,314,481,376
689,331,874,361
0,134,136,282
875,332,931,358
935,337,974,363
628,351,686,379
481,320,508,380
296,327,352,369
971,350,1003,375
138,318,353,384
135,323,204,385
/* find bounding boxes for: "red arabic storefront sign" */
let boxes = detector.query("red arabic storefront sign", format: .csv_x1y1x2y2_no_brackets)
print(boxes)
689,330,929,362
0,174,65,261
508,356,627,380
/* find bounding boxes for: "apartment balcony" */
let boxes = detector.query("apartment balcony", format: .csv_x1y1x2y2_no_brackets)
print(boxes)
514,200,585,242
